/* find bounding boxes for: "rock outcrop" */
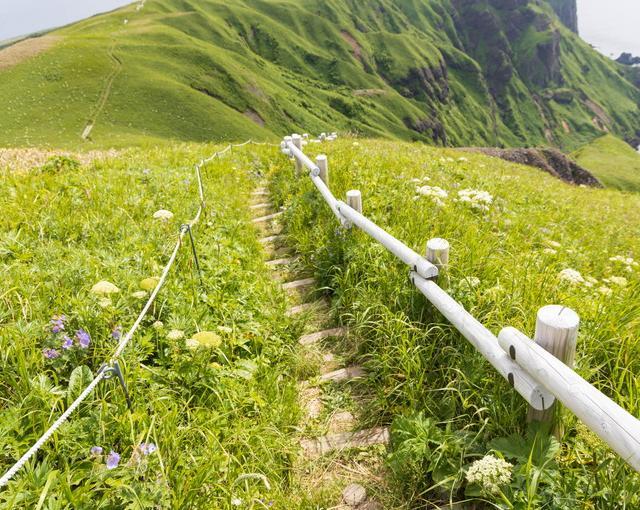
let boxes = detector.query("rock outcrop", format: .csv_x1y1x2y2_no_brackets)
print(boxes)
461,147,602,187
547,0,578,33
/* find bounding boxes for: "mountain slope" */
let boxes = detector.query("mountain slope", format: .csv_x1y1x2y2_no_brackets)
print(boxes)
573,134,640,192
0,0,638,149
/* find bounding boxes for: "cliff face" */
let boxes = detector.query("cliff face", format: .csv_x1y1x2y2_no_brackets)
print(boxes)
547,0,579,33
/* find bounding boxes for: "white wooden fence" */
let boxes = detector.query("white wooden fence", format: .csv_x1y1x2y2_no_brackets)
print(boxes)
282,135,640,472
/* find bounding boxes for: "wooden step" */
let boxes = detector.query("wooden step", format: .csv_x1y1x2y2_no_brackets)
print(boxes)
320,366,365,383
282,277,315,291
250,202,272,210
298,327,347,346
252,211,283,224
266,256,299,268
286,301,325,317
259,234,285,245
251,188,268,196
301,427,389,458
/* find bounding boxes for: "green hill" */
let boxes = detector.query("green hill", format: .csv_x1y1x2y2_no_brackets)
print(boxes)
0,0,638,149
572,134,640,192
2,138,639,507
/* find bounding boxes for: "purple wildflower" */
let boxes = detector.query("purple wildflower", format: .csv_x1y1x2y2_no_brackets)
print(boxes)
76,329,91,349
61,335,73,350
90,446,103,456
106,450,120,469
140,442,157,455
111,326,122,340
43,348,60,359
50,314,66,334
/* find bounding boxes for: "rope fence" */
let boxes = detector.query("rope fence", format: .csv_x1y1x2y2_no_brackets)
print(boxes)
282,134,640,473
0,139,274,489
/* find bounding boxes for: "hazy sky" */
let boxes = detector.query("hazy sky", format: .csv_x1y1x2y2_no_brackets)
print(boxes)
577,0,640,57
0,0,132,41
1,1,639,59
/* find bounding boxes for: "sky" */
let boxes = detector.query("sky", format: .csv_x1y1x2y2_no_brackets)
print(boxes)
0,0,132,41
0,1,639,58
577,0,640,57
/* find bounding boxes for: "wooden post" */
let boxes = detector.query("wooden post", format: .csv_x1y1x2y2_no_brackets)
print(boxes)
426,238,450,271
527,305,579,430
316,155,328,185
292,134,302,174
346,190,362,213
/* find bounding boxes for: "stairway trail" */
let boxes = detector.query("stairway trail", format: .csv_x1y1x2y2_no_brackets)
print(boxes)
248,181,389,509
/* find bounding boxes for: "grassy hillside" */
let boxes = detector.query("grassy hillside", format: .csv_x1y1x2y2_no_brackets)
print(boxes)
0,0,638,150
1,138,639,506
271,138,640,508
572,134,640,192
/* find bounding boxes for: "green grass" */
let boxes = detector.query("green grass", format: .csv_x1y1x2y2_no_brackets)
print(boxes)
0,0,638,150
270,137,640,508
572,134,640,192
0,143,327,508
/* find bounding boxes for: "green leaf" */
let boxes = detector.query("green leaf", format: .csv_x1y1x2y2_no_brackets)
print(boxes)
67,365,94,405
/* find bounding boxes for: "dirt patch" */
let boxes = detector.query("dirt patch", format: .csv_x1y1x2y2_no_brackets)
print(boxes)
353,89,386,97
340,30,363,64
0,148,120,173
460,146,602,187
562,120,571,133
0,36,61,71
243,109,265,127
583,98,611,130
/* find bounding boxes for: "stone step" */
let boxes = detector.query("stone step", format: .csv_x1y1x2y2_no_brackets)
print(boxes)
259,234,285,245
298,327,347,346
282,277,315,291
251,188,268,196
250,202,272,210
266,256,299,268
320,366,365,383
301,427,389,458
251,211,283,224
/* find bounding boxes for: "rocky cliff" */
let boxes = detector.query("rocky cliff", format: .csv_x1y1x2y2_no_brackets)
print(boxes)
547,0,579,33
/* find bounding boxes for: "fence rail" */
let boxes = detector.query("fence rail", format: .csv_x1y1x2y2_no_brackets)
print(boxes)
283,135,640,473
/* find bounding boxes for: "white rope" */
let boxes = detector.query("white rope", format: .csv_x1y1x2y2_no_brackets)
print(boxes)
0,139,276,489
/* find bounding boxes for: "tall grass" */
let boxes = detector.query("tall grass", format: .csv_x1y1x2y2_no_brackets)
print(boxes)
0,144,319,508
271,138,640,508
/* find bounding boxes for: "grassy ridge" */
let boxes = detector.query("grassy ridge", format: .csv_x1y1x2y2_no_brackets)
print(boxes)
572,134,640,192
0,144,319,508
271,138,640,507
0,0,638,150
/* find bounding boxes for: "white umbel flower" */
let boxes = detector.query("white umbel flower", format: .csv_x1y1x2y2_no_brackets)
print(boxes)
167,329,185,340
559,268,584,285
457,189,493,211
604,276,628,287
153,209,174,220
466,455,513,493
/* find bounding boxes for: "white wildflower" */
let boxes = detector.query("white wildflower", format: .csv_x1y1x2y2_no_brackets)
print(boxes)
466,455,513,494
167,329,185,340
153,209,174,221
584,276,598,288
457,157,468,162
544,240,562,249
604,276,628,287
217,325,233,334
98,297,112,308
543,248,557,255
559,268,584,285
416,185,448,202
185,338,200,349
131,290,147,299
598,286,613,296
152,321,163,330
457,189,493,211
231,498,242,507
